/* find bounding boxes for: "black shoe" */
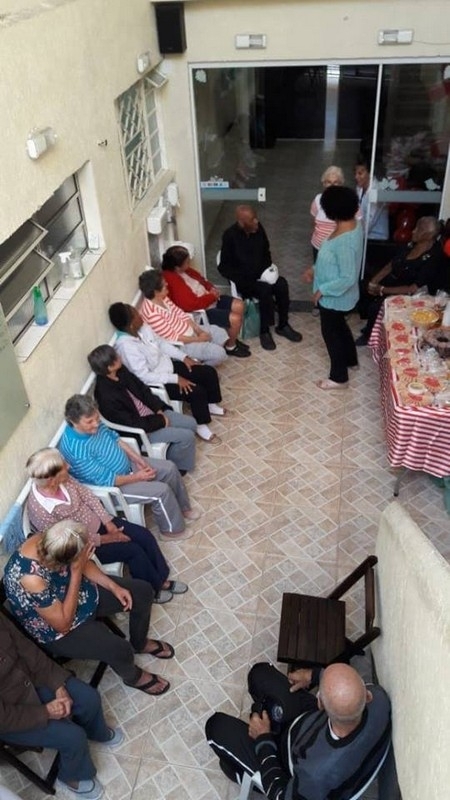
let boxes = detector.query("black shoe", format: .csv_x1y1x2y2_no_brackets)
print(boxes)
260,332,276,350
225,344,251,358
355,335,369,347
236,339,250,351
275,324,303,342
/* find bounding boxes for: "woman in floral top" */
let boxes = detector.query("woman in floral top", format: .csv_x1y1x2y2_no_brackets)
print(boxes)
3,520,175,696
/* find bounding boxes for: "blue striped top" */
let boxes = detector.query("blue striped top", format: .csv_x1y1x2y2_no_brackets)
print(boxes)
59,423,131,486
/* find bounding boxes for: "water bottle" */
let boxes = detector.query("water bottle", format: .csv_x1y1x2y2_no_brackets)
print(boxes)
69,249,84,280
32,286,48,326
59,251,75,288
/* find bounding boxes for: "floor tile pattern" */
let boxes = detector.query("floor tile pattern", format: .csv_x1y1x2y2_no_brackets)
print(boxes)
2,312,448,799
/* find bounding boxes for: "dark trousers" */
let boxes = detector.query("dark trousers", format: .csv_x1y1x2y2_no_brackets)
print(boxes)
319,304,358,383
46,577,153,686
251,276,290,333
96,516,169,592
166,361,221,424
1,677,110,783
205,663,317,783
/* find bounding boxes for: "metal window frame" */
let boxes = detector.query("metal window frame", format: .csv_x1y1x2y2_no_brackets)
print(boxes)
0,172,88,342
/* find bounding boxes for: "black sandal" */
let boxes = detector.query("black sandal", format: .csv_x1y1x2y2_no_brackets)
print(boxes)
144,639,175,659
131,673,170,696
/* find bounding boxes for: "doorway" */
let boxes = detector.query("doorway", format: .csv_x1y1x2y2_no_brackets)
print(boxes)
192,63,449,304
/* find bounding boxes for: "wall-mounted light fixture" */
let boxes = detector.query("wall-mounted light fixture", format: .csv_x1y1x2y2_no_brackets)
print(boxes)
26,127,57,160
378,29,414,45
136,51,151,74
235,34,267,49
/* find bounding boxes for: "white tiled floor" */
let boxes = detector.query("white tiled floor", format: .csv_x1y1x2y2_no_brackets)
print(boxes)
2,313,448,799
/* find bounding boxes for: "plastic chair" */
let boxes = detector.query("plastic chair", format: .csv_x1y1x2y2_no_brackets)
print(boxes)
147,384,183,415
99,416,169,460
237,739,391,800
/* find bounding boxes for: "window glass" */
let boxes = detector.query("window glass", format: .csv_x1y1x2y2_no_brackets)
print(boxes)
117,78,165,209
0,173,88,342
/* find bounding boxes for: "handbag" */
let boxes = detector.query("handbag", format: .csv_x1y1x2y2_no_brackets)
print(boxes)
241,299,260,339
258,263,279,285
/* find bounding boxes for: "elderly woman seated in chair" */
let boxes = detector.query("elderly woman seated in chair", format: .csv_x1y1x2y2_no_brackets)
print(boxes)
3,519,174,696
161,244,250,358
26,447,187,604
0,611,124,800
88,344,198,471
356,216,445,345
138,269,229,367
108,303,227,443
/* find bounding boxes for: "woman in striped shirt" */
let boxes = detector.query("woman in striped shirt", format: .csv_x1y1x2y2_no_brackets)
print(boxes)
138,270,228,367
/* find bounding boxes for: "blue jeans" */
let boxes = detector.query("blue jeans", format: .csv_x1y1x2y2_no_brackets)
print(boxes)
1,677,110,783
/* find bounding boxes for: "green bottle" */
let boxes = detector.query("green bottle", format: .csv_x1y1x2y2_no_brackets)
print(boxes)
32,286,48,325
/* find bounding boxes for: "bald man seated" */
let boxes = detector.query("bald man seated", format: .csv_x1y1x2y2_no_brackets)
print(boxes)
206,661,391,800
219,205,302,351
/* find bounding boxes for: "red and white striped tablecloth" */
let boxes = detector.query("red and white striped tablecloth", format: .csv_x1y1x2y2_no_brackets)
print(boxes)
370,306,450,477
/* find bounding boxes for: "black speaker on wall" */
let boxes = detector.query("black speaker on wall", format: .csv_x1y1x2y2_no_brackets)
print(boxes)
154,2,186,54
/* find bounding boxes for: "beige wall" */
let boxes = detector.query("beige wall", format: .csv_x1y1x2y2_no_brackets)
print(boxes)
374,502,450,800
0,0,171,515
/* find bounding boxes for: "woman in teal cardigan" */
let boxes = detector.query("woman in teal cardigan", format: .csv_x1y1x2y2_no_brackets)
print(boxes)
312,186,363,390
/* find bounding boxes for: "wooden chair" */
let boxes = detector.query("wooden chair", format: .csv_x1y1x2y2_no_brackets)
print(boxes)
277,556,381,669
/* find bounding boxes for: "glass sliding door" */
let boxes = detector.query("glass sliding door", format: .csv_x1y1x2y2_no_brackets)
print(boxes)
364,63,449,272
191,61,449,293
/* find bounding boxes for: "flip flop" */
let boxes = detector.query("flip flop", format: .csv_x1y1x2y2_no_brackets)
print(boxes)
144,639,175,659
165,580,188,594
316,379,348,391
131,672,170,696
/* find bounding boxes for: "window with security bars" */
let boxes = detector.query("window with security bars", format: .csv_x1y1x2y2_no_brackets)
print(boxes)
0,174,88,343
117,77,164,209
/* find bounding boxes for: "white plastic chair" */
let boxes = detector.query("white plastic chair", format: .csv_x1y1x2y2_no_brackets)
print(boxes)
85,437,147,527
147,384,183,416
237,739,391,800
99,416,169,460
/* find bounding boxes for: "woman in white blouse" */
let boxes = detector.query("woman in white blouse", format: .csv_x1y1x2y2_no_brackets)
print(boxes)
109,302,226,444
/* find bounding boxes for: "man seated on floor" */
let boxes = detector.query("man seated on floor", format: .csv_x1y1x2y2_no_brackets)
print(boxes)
218,205,303,351
0,611,123,800
206,661,391,800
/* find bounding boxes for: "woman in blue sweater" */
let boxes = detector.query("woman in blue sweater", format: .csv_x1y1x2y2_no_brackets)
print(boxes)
312,186,363,389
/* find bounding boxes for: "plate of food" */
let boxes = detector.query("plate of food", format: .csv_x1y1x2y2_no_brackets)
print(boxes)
410,308,440,328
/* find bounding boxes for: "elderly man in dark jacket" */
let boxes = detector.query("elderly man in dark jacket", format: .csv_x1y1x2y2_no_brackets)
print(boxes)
0,613,122,800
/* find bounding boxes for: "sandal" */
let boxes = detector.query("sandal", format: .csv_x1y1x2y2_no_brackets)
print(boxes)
165,580,188,594
131,672,170,696
143,639,175,659
316,379,348,391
